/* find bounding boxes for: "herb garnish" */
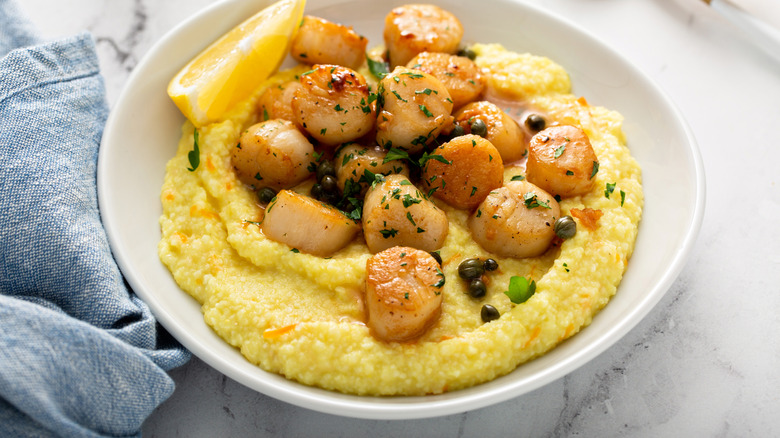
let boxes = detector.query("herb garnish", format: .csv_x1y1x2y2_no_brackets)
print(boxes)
366,55,389,79
523,192,551,209
379,228,399,238
590,161,599,179
605,182,616,198
419,104,434,117
187,129,200,172
504,276,536,304
432,268,445,288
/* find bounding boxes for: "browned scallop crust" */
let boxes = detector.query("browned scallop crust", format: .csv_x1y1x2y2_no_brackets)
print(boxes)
232,119,313,190
383,4,464,67
365,246,443,342
291,64,374,145
454,101,526,163
526,125,599,197
262,190,361,257
422,134,504,210
407,52,486,109
469,180,561,258
257,80,301,124
290,16,368,70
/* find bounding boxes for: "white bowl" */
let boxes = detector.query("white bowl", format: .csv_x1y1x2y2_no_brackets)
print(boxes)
98,0,705,420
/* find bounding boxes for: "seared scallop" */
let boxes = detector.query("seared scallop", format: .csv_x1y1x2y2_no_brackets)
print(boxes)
469,180,561,258
421,134,504,210
232,119,314,190
454,101,526,163
292,64,374,146
262,190,361,257
362,174,448,253
365,246,444,342
375,66,453,153
290,16,368,70
384,4,463,67
407,52,486,109
526,125,599,198
335,143,410,197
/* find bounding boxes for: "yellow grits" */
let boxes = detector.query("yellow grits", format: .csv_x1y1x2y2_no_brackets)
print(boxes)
159,43,643,396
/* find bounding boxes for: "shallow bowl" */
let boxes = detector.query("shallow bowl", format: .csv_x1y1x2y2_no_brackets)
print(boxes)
98,0,705,419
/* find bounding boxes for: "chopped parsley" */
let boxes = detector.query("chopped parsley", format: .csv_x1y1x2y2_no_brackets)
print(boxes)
380,228,399,238
383,147,411,163
523,192,552,209
605,182,616,198
554,144,566,158
401,194,422,208
366,55,389,79
419,104,434,117
415,88,437,96
391,90,407,102
590,161,600,179
187,129,200,172
604,183,627,206
432,268,445,288
358,169,385,187
418,152,451,167
510,174,526,181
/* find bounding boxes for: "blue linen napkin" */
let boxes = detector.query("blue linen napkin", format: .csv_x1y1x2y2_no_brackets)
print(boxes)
0,1,191,436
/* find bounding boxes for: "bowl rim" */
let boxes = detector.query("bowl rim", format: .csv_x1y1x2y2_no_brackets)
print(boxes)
98,0,705,420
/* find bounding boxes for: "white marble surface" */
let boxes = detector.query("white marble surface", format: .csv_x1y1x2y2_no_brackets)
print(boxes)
18,0,780,436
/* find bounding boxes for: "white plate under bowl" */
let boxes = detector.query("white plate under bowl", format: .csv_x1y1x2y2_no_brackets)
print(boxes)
98,0,705,420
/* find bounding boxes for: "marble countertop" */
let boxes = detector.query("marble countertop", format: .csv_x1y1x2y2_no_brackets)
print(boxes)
18,0,780,436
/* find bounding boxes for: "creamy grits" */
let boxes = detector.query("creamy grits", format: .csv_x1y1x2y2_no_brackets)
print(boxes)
159,43,643,396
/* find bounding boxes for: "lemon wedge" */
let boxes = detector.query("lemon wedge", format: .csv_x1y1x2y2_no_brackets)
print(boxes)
168,0,306,127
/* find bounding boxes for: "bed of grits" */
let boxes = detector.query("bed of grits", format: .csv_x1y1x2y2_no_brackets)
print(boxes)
158,43,643,396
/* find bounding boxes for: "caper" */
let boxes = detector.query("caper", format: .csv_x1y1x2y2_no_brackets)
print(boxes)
458,258,484,280
311,183,324,200
457,47,477,61
316,160,336,182
430,251,443,266
554,215,577,239
320,174,339,194
483,258,499,272
525,113,546,132
469,118,488,137
468,278,486,298
257,187,277,205
449,124,465,140
481,304,500,322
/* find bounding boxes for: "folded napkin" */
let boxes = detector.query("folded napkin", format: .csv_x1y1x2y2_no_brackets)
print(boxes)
0,1,190,437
